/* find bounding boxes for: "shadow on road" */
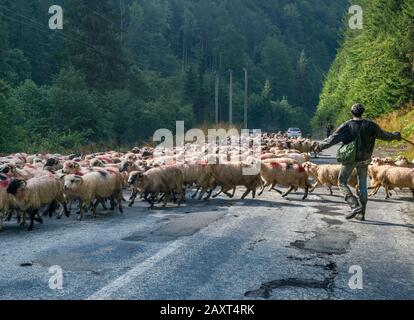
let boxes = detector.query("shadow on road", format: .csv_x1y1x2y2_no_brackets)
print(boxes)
351,219,414,229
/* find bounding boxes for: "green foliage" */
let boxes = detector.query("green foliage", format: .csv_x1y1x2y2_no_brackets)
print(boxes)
0,80,27,153
0,0,349,153
314,0,414,128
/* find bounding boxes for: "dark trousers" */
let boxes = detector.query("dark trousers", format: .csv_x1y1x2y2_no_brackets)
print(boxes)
339,162,369,213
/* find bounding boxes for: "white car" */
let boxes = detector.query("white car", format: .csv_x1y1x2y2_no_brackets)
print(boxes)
286,128,302,138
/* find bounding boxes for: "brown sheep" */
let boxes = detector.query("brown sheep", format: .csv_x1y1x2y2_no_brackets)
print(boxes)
259,160,311,199
63,169,123,220
129,166,185,208
6,175,69,230
211,162,263,199
303,162,359,195
370,166,414,199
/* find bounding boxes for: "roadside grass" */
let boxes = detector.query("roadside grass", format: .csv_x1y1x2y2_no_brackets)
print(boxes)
375,103,414,160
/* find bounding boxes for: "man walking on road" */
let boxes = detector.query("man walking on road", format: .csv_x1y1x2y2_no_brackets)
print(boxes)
326,122,334,138
316,104,401,221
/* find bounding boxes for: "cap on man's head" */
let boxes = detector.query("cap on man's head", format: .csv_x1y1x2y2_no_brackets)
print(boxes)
351,103,365,117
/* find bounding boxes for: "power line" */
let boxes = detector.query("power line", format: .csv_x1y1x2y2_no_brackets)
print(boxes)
71,0,116,27
0,5,133,67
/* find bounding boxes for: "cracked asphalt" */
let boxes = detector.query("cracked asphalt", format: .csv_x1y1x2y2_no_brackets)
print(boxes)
1,146,413,300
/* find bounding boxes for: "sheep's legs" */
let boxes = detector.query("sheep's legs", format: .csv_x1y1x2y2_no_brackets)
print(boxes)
118,195,123,213
148,194,156,209
42,201,57,218
28,210,35,231
258,184,268,196
385,186,391,199
6,210,12,221
28,209,43,231
77,202,86,221
129,191,136,201
158,194,166,203
62,201,70,217
270,183,283,194
222,187,235,198
241,189,251,200
282,187,295,198
212,188,223,198
310,181,320,193
192,187,200,199
302,187,309,200
202,188,213,201
129,191,138,207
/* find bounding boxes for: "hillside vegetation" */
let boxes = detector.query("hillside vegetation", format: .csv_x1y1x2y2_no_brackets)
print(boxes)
0,0,348,153
375,104,414,159
313,0,414,127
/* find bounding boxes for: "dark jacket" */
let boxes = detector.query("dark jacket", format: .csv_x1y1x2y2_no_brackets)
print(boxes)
319,119,400,161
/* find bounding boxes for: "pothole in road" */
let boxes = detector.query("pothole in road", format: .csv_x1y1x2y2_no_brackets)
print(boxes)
290,228,356,255
122,211,226,242
245,262,338,299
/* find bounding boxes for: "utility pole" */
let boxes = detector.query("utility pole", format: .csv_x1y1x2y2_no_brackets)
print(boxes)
215,72,219,124
229,69,233,125
243,68,248,129
120,0,123,44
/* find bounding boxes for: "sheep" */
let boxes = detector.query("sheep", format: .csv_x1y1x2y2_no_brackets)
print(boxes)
259,160,311,199
368,164,395,197
278,152,309,164
128,166,185,208
89,158,106,167
369,166,414,199
43,157,63,172
0,173,14,231
394,156,414,168
119,160,140,173
6,176,69,231
177,163,216,200
211,162,262,199
302,162,359,195
62,169,123,221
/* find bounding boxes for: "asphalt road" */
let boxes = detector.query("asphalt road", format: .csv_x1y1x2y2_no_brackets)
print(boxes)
1,146,413,300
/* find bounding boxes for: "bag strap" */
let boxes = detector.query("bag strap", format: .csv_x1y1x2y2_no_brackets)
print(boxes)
355,120,364,141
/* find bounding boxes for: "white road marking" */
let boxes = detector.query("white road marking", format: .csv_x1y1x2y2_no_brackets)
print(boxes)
87,239,185,300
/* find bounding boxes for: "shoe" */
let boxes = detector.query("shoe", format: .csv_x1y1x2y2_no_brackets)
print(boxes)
345,195,362,220
355,213,365,221
345,206,363,220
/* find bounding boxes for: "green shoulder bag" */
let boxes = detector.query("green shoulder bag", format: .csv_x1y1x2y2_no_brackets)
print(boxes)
336,120,364,164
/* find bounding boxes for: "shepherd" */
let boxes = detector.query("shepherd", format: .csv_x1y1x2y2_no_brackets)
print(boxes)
315,104,401,221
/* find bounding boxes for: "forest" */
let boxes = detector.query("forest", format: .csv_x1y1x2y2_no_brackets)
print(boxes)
313,0,414,127
0,0,348,153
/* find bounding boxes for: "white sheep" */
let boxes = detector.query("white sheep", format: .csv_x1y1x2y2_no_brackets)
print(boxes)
6,175,69,231
63,169,124,220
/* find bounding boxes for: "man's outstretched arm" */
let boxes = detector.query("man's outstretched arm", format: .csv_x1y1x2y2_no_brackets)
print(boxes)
318,123,346,151
374,123,401,141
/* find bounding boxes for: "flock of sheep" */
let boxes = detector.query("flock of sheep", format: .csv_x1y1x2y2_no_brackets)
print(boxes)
0,133,413,232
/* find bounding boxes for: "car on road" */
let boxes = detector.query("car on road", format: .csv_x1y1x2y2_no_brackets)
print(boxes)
286,127,302,138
